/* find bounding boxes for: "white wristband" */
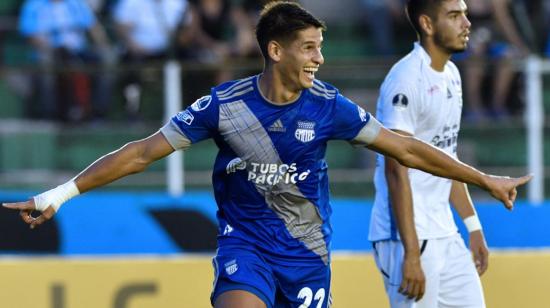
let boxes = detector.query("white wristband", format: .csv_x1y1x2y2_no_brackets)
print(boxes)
463,215,482,233
34,181,80,212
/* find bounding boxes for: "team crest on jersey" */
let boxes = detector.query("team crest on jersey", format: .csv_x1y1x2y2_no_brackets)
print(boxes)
392,93,408,110
295,121,316,143
224,260,238,275
176,110,194,125
191,95,212,111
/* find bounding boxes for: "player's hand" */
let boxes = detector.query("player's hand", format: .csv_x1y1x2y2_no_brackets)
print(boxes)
484,174,532,210
399,254,425,301
2,199,56,229
469,230,489,276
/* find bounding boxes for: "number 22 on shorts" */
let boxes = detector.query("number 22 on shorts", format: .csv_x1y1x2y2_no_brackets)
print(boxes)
298,287,326,308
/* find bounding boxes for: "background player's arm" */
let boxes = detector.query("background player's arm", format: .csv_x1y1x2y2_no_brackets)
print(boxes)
367,126,531,208
385,129,426,301
450,181,489,275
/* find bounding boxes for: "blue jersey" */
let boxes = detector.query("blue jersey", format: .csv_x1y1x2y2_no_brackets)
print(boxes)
161,75,373,266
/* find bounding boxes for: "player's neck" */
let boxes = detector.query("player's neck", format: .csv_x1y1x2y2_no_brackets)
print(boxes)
258,71,301,105
420,40,451,72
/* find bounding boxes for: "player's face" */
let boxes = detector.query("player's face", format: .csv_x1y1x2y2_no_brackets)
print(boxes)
432,0,471,53
279,27,324,90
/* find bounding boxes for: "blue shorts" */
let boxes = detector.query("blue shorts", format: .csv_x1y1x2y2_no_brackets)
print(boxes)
210,242,332,308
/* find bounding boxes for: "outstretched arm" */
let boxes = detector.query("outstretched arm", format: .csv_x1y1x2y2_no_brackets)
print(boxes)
75,131,174,193
366,126,531,209
3,131,175,228
450,181,489,276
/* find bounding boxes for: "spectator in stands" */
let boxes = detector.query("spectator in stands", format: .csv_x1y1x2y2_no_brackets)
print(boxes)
359,0,405,56
177,0,258,93
112,0,189,119
19,0,114,121
228,0,268,58
461,0,530,122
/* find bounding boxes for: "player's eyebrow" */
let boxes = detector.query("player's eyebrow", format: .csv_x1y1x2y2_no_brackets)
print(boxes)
445,5,468,17
301,37,323,47
446,9,464,16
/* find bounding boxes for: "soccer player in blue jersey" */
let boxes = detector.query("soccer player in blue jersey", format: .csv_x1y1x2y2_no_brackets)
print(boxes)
4,2,531,308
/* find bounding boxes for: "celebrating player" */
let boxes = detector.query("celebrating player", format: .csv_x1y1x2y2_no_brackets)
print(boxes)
4,2,530,308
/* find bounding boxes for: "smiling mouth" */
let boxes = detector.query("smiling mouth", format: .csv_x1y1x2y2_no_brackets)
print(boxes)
304,67,318,79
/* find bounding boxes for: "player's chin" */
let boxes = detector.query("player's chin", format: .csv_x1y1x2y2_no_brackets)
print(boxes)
302,82,314,89
450,44,468,54
300,72,316,87
300,78,315,89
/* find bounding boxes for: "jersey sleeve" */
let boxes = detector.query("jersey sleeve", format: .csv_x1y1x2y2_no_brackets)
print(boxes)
163,94,219,147
331,94,371,140
377,77,421,135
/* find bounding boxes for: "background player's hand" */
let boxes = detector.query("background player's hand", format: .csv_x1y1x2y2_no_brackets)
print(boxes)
469,230,489,276
2,199,56,229
399,254,425,301
484,174,532,210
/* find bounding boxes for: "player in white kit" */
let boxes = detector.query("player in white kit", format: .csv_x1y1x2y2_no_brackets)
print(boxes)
369,1,491,307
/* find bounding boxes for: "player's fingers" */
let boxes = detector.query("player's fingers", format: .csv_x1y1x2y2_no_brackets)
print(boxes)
29,207,55,229
509,188,517,203
480,248,489,276
30,215,46,229
478,261,488,276
19,209,35,224
398,281,405,294
503,198,513,211
408,282,420,300
474,253,482,274
514,174,533,187
398,280,409,295
3,201,35,211
474,258,481,272
474,247,489,276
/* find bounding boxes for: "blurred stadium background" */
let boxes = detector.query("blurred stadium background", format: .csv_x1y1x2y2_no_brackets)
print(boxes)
1,0,550,307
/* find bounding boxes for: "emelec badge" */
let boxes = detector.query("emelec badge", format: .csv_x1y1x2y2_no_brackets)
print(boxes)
295,121,316,143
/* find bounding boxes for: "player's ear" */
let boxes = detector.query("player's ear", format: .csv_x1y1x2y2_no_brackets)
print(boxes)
419,14,434,37
267,40,283,62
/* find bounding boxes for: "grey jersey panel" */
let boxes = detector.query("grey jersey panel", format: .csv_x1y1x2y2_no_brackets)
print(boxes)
218,100,329,264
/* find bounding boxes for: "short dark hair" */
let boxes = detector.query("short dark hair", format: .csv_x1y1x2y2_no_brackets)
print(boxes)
406,0,447,36
256,1,326,62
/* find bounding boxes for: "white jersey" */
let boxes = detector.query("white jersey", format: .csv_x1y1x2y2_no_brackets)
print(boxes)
369,43,464,241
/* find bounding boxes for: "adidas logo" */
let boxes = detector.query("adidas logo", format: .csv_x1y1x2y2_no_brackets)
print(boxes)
268,119,286,132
